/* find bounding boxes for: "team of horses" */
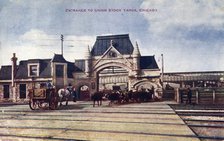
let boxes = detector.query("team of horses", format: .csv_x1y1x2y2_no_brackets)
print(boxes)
91,90,156,107
57,88,158,107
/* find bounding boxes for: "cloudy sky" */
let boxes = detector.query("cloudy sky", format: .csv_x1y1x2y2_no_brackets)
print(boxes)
0,0,224,72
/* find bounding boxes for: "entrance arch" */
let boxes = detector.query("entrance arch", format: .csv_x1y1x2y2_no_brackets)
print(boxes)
93,61,132,73
96,65,130,91
133,80,157,91
77,84,90,100
98,66,129,91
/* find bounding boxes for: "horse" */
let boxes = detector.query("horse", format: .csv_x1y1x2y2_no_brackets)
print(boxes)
106,91,122,106
91,91,104,107
58,88,71,106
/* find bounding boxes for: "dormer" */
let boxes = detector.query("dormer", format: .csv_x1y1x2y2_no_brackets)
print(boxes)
27,60,40,77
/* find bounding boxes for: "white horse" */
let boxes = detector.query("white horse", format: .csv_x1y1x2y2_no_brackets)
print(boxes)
58,88,71,106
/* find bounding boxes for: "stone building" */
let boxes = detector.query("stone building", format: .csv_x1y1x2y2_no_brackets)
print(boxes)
73,34,162,99
0,34,162,102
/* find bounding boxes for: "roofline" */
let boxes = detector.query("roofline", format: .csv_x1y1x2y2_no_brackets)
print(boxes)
96,34,129,40
20,58,52,62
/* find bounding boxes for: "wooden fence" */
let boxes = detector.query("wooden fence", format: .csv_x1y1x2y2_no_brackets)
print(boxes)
175,88,224,104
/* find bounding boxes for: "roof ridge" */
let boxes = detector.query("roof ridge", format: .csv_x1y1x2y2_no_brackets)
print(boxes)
96,34,129,39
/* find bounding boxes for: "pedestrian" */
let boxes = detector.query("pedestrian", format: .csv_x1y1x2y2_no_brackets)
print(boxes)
186,87,192,104
72,87,77,102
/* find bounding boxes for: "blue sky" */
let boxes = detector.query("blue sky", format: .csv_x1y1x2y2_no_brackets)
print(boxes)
0,0,224,72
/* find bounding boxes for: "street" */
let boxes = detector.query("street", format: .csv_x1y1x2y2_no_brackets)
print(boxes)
0,101,199,141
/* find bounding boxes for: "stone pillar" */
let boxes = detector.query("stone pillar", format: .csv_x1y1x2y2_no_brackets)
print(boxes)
84,46,91,77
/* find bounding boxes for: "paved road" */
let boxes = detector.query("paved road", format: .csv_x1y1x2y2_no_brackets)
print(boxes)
0,101,200,141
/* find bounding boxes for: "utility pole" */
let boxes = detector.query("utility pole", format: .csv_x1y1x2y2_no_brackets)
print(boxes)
61,34,64,56
161,54,164,89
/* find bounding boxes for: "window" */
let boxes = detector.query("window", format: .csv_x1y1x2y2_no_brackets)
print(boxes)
19,84,26,99
56,65,64,77
28,64,39,77
30,65,37,76
3,85,10,98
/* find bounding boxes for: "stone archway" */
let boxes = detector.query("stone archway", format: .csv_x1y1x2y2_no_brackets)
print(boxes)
76,83,91,101
93,62,132,92
133,80,157,92
133,80,163,99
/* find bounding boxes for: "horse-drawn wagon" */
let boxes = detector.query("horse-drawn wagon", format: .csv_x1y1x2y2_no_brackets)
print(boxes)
28,87,59,110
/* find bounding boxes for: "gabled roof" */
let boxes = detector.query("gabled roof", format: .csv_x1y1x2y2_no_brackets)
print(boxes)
51,54,67,63
140,56,159,69
91,34,134,56
0,66,12,80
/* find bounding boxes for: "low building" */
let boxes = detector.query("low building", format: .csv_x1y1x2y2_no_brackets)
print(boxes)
0,53,76,102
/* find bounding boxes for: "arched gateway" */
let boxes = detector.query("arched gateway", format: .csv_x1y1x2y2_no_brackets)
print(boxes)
73,34,162,99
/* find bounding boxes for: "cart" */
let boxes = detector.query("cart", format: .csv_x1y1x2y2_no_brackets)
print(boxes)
28,88,59,110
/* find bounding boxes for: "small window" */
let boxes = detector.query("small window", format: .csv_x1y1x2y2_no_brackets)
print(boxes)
28,63,39,77
56,65,64,77
30,65,38,76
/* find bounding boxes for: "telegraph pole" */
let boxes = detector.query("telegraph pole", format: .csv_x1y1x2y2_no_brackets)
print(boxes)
161,54,164,89
61,34,64,56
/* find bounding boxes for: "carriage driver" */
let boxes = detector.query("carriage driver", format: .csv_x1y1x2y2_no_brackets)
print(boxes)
67,83,73,93
47,80,54,89
67,83,77,102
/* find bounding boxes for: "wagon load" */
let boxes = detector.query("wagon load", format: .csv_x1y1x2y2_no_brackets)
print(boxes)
33,89,46,98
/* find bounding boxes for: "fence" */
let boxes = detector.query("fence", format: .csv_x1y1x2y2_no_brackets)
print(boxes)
175,88,224,104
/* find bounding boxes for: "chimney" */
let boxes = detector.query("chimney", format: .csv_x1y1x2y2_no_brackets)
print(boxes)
11,53,17,87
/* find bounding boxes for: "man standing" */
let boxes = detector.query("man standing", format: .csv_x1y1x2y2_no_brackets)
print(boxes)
72,87,77,102
187,87,192,104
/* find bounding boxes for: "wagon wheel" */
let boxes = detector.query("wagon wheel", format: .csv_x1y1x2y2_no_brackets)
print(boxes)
29,99,38,110
49,90,59,110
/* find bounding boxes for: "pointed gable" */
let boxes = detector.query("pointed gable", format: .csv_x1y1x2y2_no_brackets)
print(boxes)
91,34,134,56
51,54,67,63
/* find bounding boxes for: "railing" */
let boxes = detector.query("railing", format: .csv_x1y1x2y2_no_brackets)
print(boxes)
176,88,224,104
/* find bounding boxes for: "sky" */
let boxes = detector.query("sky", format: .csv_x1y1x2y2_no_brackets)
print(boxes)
0,0,224,72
